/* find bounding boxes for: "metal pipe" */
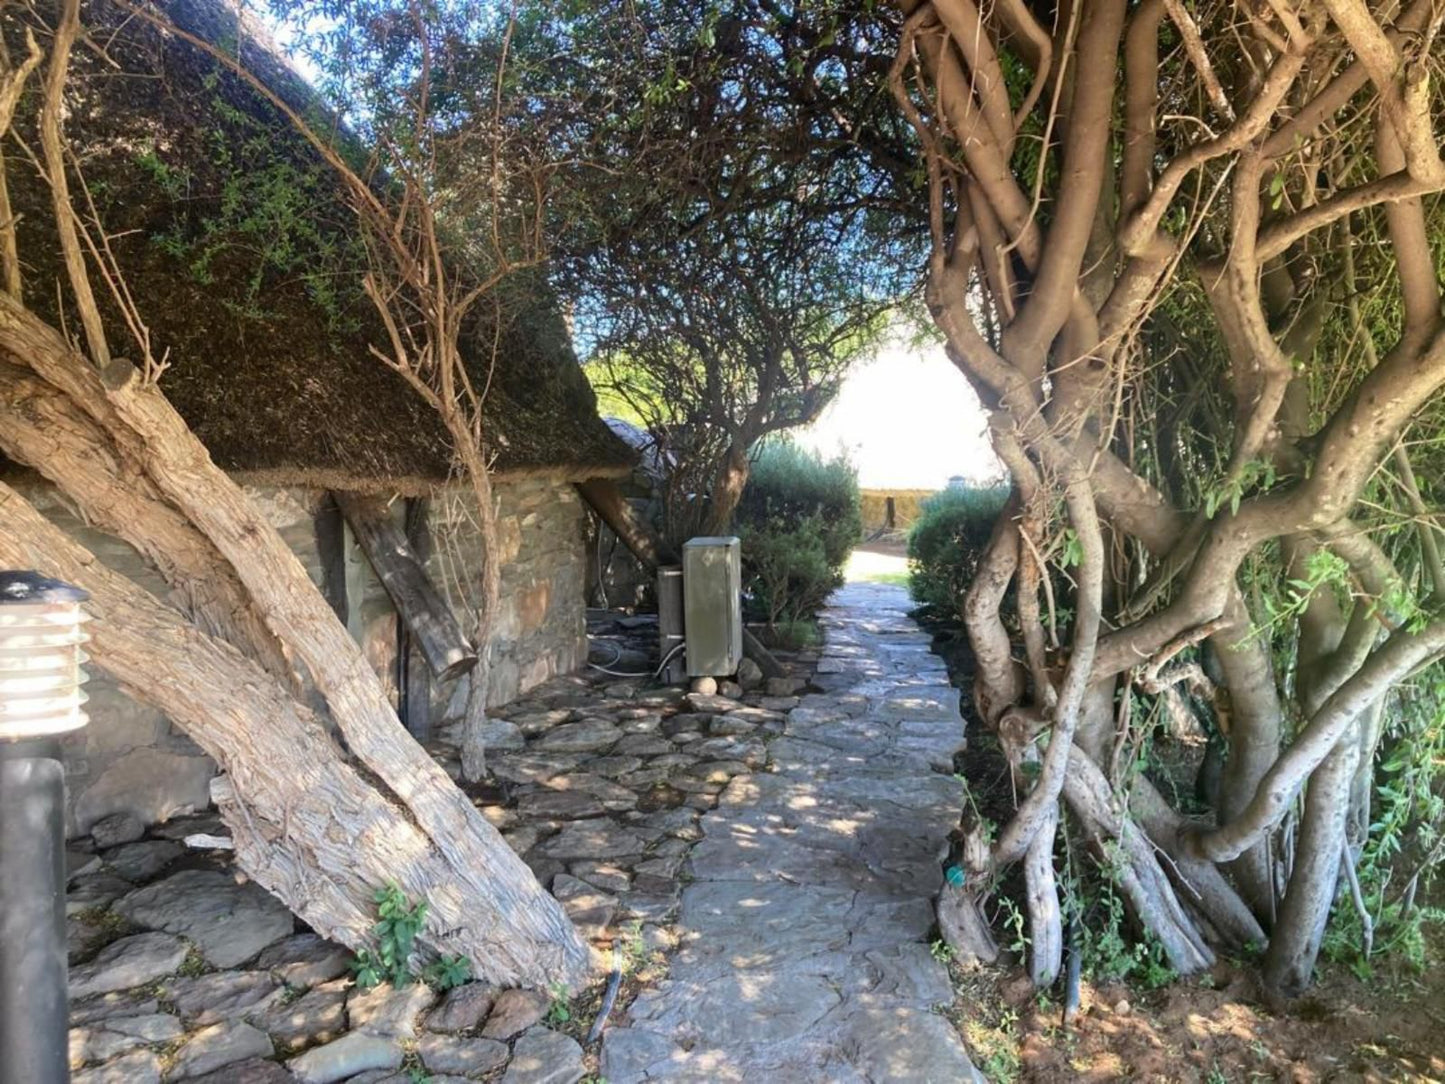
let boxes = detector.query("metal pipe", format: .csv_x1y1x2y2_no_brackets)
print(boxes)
0,572,90,1084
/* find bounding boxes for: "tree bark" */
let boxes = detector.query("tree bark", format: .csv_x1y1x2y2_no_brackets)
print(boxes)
0,481,590,988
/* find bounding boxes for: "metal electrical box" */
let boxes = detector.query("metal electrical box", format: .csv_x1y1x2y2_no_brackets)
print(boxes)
683,536,743,677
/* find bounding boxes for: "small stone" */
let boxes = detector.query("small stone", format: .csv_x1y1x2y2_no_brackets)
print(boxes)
66,874,136,916
70,933,189,999
256,979,348,1049
72,1049,161,1084
67,849,103,883
542,821,645,861
718,680,744,699
115,870,293,968
682,692,740,714
708,715,758,737
765,676,806,697
169,1020,273,1079
425,982,498,1034
689,676,717,696
348,981,437,1038
100,841,182,883
502,1026,584,1084
166,970,281,1025
288,1031,402,1083
254,933,352,989
480,988,549,1040
89,812,144,849
736,657,764,690
1114,998,1131,1015
418,1033,509,1075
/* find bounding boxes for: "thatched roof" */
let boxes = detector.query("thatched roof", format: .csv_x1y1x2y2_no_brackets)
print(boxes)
5,0,634,491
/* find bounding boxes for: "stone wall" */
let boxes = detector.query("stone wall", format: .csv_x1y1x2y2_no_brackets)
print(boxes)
14,475,589,838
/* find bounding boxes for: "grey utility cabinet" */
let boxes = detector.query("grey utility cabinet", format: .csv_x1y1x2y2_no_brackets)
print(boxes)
682,536,744,677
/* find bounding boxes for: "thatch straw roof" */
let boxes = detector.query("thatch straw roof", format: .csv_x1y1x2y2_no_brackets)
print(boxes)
4,0,634,491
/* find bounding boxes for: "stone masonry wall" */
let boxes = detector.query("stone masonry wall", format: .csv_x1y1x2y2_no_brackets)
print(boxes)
13,475,589,838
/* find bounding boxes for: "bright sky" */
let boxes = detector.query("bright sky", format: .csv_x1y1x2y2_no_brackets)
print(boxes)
796,333,1002,491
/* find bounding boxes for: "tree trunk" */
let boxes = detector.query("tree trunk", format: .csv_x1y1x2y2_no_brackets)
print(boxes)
703,441,751,536
0,482,589,988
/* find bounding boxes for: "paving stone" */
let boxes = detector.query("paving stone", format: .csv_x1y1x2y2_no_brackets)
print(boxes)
347,981,437,1038
66,873,136,916
99,841,182,882
764,676,807,696
580,754,644,777
514,789,607,820
600,1027,681,1081
169,1020,273,1079
89,812,145,848
541,821,645,860
417,1032,509,1075
489,753,585,785
254,932,352,988
568,861,632,894
186,1057,295,1083
469,717,526,751
479,988,549,1039
425,982,498,1034
70,993,161,1025
532,718,622,753
165,969,282,1024
707,714,758,737
501,1026,584,1084
288,1031,402,1083
553,874,618,940
115,870,293,968
682,693,741,714
70,932,189,999
69,1013,184,1068
612,735,673,757
256,979,348,1049
72,1049,162,1084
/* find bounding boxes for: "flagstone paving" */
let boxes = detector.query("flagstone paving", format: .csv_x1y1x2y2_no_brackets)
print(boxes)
602,582,983,1082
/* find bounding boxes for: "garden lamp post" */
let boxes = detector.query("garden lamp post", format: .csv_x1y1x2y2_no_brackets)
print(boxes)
0,571,91,1084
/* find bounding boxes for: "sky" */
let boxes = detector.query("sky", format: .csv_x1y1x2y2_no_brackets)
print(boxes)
795,334,1002,491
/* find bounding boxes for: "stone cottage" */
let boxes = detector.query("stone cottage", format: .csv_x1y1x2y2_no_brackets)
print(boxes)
0,0,635,836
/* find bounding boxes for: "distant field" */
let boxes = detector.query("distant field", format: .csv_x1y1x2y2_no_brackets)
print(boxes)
859,488,938,530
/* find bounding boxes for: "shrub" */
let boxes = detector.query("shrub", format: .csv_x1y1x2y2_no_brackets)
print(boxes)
907,485,1011,617
736,441,861,629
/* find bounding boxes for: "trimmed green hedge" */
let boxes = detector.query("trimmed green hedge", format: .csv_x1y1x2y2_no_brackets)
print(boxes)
907,486,1010,617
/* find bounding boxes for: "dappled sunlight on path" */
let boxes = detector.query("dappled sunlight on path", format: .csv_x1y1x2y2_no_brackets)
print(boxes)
601,582,983,1082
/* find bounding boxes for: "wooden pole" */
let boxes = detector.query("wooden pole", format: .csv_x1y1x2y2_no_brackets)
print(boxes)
334,492,477,682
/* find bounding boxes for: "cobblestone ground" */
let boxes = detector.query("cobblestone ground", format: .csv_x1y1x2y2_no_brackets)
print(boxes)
602,582,983,1082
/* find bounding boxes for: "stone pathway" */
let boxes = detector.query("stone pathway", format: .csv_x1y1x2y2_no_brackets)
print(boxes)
602,582,983,1082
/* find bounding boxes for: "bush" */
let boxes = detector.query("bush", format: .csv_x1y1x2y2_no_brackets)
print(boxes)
736,441,861,629
907,485,1010,617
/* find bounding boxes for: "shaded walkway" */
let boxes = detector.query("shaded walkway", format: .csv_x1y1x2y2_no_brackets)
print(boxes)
602,582,983,1082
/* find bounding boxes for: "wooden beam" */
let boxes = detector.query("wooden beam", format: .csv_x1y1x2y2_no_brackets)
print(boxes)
335,492,477,682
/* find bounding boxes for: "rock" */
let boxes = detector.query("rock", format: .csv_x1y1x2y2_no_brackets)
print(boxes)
67,913,118,964
542,821,645,861
70,993,161,1025
580,755,645,778
425,982,497,1034
765,676,806,697
150,812,227,841
1114,998,1131,1015
502,1026,584,1084
659,715,705,738
166,970,282,1025
843,1005,986,1084
490,753,586,785
256,979,348,1050
682,692,740,714
736,657,764,690
347,981,437,1038
115,870,293,968
707,714,758,737
288,1031,402,1083
471,718,526,751
569,862,632,894
254,933,352,988
689,676,717,696
514,790,607,820
89,812,145,849
187,1058,294,1083
612,735,672,757
601,1027,681,1081
100,840,182,883
480,988,549,1040
169,1020,273,1079
69,1013,184,1068
70,933,189,999
67,849,104,883
417,1033,509,1075
72,1049,162,1084
692,736,767,767
533,718,623,754
66,873,136,916
552,875,618,940
509,708,576,735
692,759,751,784
718,680,744,699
